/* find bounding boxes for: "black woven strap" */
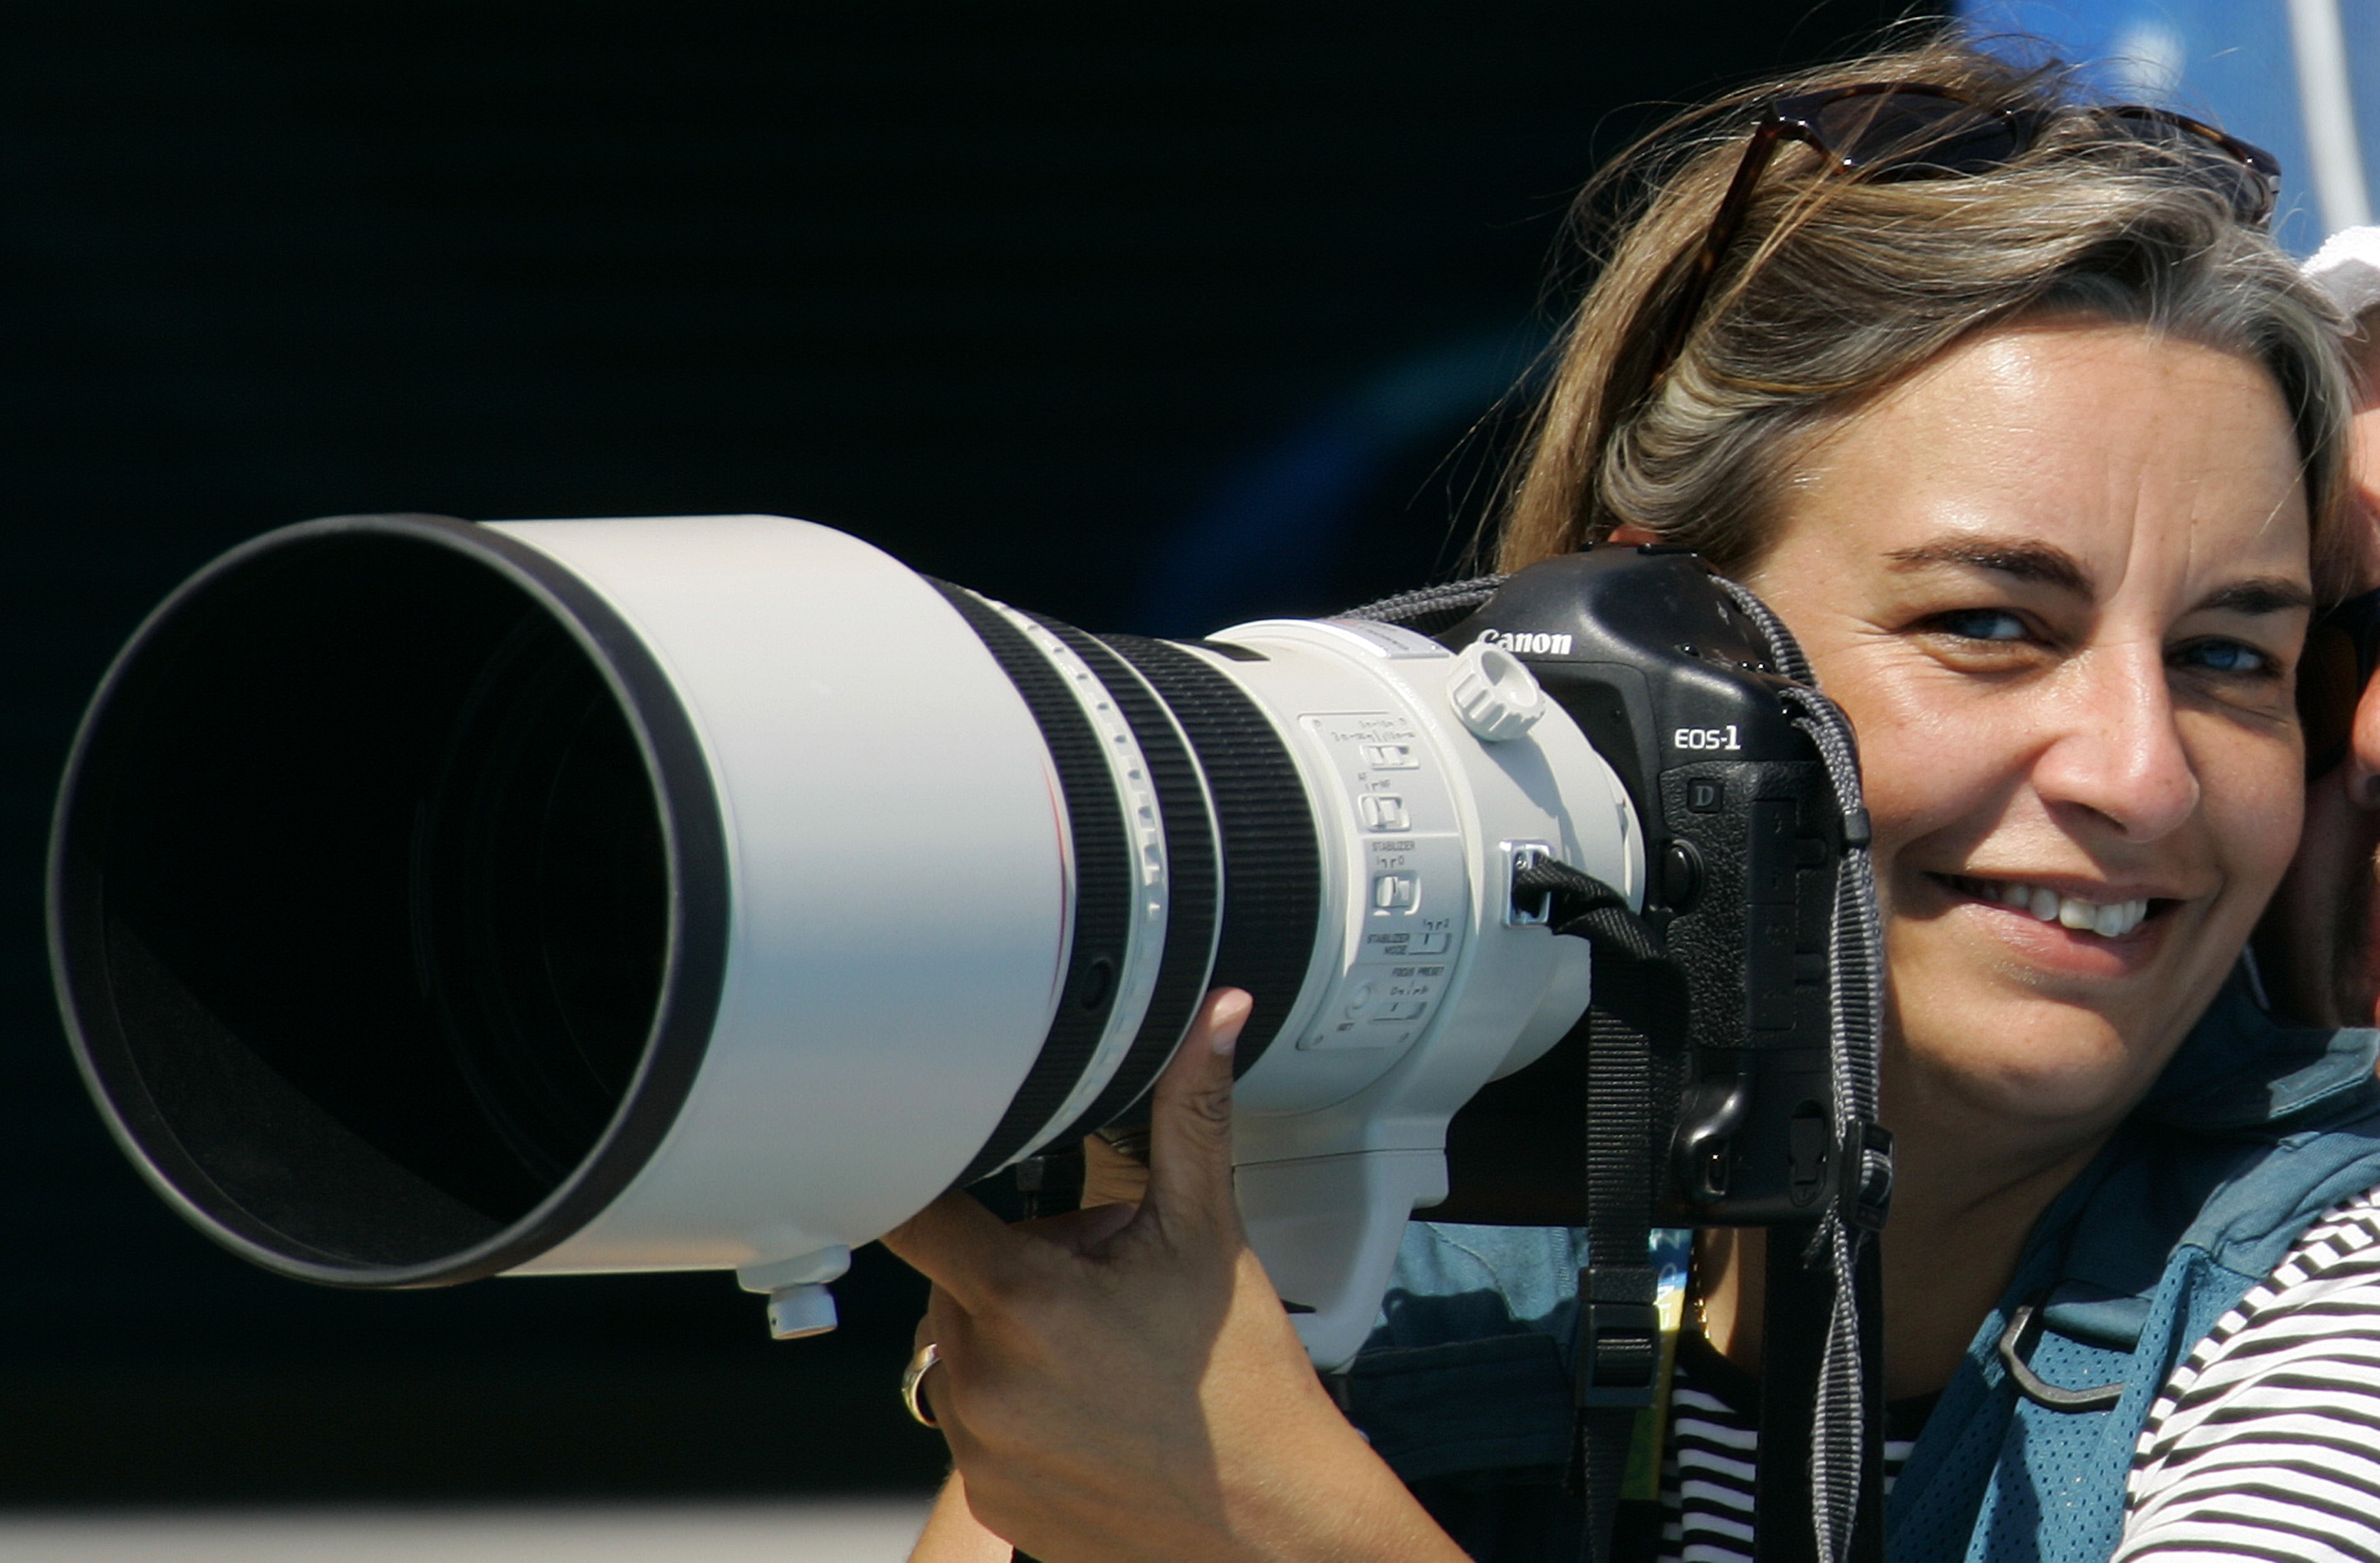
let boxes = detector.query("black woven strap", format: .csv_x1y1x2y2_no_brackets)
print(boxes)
1517,856,1665,964
1517,858,1680,1563
1571,1403,1642,1563
1339,572,1510,637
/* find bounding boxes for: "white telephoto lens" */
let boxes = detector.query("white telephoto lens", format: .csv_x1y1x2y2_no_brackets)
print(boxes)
49,513,1639,1367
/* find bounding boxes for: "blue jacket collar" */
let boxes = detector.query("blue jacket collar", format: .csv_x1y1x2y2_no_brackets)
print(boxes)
2130,966,2379,1134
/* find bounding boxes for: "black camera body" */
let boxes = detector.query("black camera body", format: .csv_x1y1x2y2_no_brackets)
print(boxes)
1433,546,1855,1229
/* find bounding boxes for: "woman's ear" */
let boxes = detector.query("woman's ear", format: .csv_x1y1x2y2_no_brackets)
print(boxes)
1607,523,1663,547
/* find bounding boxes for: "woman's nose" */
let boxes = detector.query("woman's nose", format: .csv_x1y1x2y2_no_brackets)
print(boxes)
2032,648,2202,840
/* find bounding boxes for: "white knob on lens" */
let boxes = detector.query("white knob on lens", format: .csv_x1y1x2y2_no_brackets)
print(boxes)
766,1283,840,1339
1446,641,1546,742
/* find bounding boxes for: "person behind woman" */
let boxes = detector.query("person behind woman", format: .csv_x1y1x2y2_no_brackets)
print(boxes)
887,35,2380,1562
2258,225,2380,1034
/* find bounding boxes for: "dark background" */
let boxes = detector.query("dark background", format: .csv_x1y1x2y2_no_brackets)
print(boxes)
1,1,1928,1505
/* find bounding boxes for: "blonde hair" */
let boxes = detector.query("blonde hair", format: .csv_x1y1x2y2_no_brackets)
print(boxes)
1494,36,2358,596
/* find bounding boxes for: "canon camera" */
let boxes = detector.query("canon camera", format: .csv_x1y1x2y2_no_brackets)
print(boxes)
48,513,1873,1368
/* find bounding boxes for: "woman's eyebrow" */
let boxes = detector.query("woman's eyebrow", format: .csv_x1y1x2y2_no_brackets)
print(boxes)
1884,539,2313,616
1884,538,2092,594
2196,579,2315,616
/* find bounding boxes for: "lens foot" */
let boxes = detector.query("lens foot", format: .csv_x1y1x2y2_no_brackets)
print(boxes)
765,1283,840,1339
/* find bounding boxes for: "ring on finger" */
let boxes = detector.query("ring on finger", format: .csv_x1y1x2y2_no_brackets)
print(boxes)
900,1341,943,1428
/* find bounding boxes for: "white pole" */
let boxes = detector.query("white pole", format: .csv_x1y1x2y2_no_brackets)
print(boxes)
2289,0,2373,230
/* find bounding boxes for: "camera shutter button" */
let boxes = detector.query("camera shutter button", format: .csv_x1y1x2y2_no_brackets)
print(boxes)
1447,642,1546,741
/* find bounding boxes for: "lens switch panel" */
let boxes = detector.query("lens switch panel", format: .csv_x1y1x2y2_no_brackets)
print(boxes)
1295,712,1469,1051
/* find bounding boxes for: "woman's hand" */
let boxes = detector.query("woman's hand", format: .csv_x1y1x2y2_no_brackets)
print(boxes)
881,989,1463,1563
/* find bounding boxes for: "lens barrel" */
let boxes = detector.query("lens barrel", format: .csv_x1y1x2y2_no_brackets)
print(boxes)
52,513,1633,1367
52,512,1347,1286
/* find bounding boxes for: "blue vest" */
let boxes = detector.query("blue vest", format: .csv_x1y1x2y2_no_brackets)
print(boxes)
1338,976,2380,1563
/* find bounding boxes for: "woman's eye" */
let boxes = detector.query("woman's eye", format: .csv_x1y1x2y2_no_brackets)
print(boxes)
2173,638,2279,678
1927,608,2029,642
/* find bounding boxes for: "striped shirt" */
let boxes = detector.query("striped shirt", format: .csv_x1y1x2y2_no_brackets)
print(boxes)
2118,1186,2380,1562
1654,1328,1930,1563
1651,1190,2380,1562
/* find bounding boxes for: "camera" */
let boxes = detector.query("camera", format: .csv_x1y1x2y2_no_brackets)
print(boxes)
49,512,1865,1369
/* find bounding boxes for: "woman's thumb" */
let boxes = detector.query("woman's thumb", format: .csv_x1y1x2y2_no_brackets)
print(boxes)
1140,988,1253,1233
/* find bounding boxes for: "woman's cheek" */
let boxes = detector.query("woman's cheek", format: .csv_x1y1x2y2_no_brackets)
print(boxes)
2196,719,2305,909
1825,662,2007,859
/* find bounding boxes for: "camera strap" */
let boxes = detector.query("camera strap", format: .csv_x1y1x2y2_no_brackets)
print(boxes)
1350,567,1891,1563
1713,581,1890,1563
1511,630,1890,1563
1355,576,1678,1562
1512,857,1681,1563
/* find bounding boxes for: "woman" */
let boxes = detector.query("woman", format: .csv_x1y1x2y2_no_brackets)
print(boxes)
885,37,2380,1563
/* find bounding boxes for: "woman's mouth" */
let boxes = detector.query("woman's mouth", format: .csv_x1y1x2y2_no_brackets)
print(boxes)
1937,874,2159,939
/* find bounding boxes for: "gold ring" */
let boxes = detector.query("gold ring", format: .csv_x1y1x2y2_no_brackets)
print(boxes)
900,1341,943,1428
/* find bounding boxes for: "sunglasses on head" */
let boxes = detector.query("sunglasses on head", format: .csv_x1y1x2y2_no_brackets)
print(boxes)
1642,82,2283,386
2301,587,2380,780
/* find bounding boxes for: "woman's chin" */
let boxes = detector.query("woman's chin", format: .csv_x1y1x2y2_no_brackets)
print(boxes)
1888,1023,2153,1141
1959,1050,2141,1126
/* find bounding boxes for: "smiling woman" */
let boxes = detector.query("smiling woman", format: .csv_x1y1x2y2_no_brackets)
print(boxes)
1441,35,2377,1563
881,33,2380,1563
1731,320,2318,1398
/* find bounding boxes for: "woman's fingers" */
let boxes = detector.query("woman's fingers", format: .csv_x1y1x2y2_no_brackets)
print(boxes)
885,989,1251,1299
880,1188,1019,1313
886,987,1252,1442
1138,988,1252,1240
908,1286,963,1412
877,985,1452,1561
1030,1197,1140,1256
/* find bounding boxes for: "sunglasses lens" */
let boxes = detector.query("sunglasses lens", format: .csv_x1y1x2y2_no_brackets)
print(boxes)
1810,93,2022,175
2105,108,2278,222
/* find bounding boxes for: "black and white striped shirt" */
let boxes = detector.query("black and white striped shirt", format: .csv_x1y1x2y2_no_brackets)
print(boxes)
2117,1186,2380,1561
1654,1187,2380,1562
1653,1328,1931,1563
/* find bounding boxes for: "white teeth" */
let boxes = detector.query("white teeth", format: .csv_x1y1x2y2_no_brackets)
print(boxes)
1966,878,2150,938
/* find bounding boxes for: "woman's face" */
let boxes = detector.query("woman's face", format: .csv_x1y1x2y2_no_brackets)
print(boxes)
1740,320,2313,1151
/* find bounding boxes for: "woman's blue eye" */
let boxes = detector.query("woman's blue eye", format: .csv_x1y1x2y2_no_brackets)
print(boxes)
1933,608,2028,642
2175,638,2275,676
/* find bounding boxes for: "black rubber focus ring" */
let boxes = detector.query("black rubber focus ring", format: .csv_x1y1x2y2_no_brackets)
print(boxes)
930,583,1138,1189
1095,635,1321,1078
